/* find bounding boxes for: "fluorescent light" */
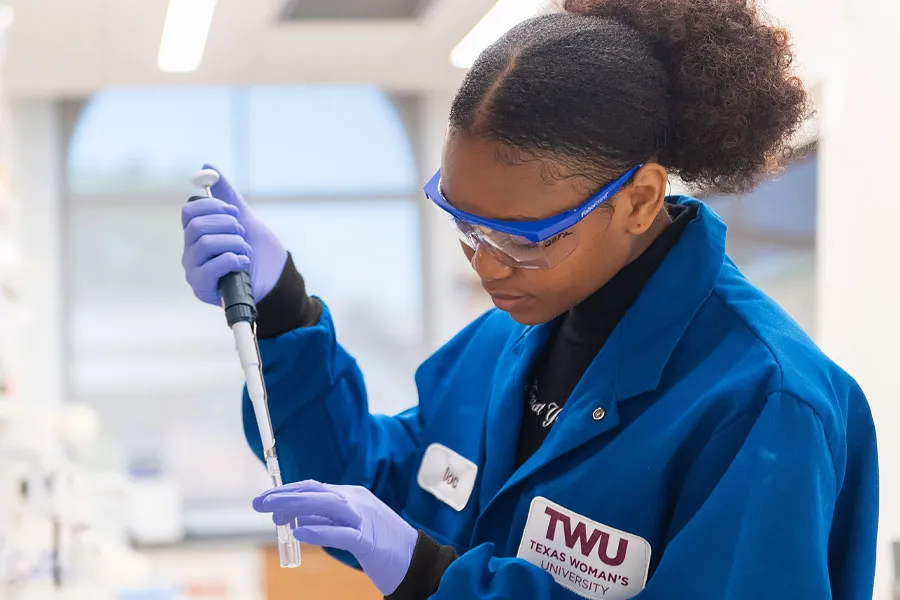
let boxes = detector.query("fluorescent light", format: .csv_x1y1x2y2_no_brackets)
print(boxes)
157,0,217,73
450,0,547,69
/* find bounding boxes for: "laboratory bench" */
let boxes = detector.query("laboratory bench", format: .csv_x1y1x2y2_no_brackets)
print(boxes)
135,533,379,600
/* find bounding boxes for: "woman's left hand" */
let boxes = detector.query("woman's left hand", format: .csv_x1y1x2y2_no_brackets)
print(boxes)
253,480,418,596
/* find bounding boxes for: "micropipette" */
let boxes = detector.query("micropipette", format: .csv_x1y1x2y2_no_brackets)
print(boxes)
189,169,302,568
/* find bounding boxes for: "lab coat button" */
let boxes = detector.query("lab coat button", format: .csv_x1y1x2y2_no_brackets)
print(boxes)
592,407,606,421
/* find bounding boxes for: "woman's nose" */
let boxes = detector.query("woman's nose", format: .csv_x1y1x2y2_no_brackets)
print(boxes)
469,245,515,281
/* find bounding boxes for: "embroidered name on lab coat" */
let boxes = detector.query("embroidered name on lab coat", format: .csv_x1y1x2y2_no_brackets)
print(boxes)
416,443,478,512
517,497,651,600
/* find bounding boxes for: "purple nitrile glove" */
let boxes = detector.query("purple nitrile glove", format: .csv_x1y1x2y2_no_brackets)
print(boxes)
253,480,418,596
181,164,288,305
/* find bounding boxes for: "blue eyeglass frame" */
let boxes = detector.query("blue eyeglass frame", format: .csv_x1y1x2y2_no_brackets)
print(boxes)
423,164,643,243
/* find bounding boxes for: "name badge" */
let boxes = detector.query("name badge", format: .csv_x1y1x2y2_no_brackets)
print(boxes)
517,497,651,600
416,443,478,512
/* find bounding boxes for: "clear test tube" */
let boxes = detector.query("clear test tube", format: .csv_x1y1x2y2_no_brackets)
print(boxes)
266,450,302,568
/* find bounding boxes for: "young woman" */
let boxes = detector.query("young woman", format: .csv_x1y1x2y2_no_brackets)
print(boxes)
180,0,878,598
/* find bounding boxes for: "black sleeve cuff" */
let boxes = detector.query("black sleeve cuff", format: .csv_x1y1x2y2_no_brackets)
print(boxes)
255,253,323,339
386,531,458,600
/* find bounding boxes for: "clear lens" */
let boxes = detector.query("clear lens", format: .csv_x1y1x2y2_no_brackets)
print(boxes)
452,218,578,269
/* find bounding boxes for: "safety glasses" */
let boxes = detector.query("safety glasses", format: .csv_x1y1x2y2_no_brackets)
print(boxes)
423,164,642,269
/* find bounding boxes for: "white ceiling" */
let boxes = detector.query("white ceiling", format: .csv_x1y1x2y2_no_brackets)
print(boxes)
1,0,833,99
1,0,490,98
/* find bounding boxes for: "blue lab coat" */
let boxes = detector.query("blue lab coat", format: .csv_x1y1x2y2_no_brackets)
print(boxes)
243,197,878,599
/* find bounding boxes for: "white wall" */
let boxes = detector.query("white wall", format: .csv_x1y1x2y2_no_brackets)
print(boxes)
817,0,900,595
8,99,65,407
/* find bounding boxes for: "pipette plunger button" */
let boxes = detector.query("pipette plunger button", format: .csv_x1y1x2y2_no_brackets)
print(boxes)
191,169,220,192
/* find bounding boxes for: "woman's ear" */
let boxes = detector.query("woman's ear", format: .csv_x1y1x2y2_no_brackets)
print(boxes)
619,164,668,234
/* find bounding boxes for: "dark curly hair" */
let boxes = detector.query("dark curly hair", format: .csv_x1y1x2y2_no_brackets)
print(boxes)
448,0,809,193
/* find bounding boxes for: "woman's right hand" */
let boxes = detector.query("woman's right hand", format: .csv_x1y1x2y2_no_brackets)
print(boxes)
181,164,288,305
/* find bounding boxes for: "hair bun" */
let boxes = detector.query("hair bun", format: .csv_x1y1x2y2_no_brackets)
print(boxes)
564,0,809,192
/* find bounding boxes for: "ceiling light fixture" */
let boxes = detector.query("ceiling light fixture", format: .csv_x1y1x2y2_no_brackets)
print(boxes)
157,0,217,73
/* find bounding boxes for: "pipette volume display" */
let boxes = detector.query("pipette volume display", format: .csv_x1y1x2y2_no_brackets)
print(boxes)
189,169,302,568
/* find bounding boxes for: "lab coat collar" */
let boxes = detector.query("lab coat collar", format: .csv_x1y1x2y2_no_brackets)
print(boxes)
479,322,556,510
612,197,724,401
478,198,726,514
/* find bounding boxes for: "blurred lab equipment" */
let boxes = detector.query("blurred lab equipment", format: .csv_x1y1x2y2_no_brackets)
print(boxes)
189,168,302,569
0,400,152,599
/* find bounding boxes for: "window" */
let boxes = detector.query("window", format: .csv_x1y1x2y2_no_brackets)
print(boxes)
68,87,237,195
66,86,424,523
243,86,417,196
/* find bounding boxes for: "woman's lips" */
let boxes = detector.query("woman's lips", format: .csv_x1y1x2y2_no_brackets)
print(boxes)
488,292,532,311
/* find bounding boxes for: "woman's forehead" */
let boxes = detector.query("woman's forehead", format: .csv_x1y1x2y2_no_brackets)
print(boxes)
440,137,590,221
